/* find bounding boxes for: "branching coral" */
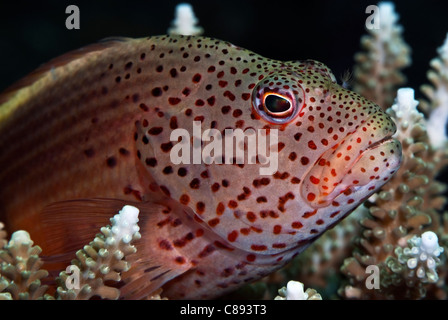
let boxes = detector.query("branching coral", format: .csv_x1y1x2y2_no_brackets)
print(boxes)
168,3,203,36
0,231,50,300
56,205,141,300
274,280,322,300
393,231,444,284
0,205,141,300
353,2,411,110
339,88,448,299
421,33,448,149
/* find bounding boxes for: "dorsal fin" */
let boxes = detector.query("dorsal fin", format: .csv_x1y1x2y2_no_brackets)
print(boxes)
0,37,133,107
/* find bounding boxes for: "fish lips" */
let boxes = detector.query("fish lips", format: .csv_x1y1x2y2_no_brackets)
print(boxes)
301,127,402,208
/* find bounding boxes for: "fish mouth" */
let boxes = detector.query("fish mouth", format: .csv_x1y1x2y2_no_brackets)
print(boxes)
301,115,402,208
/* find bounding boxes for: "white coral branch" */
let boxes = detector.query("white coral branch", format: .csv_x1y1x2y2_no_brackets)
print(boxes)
274,280,322,300
168,3,203,36
396,231,444,283
353,2,411,109
56,205,141,300
422,33,448,149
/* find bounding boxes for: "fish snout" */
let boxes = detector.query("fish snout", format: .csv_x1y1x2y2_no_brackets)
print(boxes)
301,107,402,208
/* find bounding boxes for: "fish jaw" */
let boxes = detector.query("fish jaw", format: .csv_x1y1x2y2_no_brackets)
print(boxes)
301,109,402,208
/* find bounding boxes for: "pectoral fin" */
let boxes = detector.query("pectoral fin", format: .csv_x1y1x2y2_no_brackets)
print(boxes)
36,198,192,299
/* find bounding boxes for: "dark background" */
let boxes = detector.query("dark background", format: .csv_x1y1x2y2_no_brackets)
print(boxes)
1,0,448,99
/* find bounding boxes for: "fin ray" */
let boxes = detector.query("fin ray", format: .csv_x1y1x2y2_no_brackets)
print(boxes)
37,198,192,299
0,38,132,106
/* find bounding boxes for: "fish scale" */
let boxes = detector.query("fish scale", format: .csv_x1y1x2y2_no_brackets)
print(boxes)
0,35,402,299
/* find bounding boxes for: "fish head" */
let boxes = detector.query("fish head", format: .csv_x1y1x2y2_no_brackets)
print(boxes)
224,59,402,254
139,43,401,257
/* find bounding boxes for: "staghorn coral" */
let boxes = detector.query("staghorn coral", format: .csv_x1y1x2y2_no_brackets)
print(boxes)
168,3,203,36
274,280,322,300
393,231,444,284
352,2,411,110
420,33,448,149
0,230,50,300
56,205,141,300
339,88,448,299
0,205,141,300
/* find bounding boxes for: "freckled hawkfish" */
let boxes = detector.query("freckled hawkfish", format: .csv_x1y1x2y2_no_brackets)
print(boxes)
0,35,402,299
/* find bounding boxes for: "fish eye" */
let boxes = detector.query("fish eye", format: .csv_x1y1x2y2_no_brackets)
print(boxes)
263,94,292,117
252,74,304,124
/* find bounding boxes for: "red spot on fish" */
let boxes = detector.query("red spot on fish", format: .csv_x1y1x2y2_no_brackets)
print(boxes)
157,217,173,228
223,90,235,101
307,193,316,201
308,140,317,150
179,194,190,205
310,176,320,184
173,232,194,248
251,244,267,251
148,127,163,135
216,202,225,215
228,200,238,209
227,230,238,242
192,73,202,83
175,256,186,264
246,211,257,222
207,96,216,106
291,177,301,184
208,218,220,227
195,99,205,106
292,221,303,229
246,254,256,262
211,183,220,192
303,209,317,218
198,245,216,258
159,239,173,250
300,157,309,165
196,202,205,214
273,225,282,234
168,97,181,105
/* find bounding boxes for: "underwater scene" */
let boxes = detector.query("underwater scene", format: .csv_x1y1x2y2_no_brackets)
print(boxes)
1,0,448,301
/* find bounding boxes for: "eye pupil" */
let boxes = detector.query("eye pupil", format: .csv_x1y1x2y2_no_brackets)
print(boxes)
264,94,291,114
